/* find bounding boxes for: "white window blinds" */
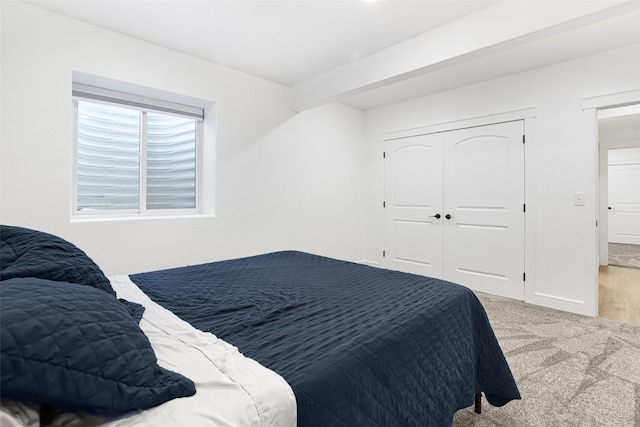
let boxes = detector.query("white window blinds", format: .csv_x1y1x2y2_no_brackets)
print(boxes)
72,83,204,120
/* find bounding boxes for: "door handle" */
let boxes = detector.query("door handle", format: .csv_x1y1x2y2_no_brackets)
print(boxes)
445,214,454,220
430,213,441,219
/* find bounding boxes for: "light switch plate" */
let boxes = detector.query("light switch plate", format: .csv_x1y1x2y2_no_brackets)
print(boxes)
573,192,585,206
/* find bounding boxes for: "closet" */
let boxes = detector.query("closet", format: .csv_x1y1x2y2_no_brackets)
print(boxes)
384,121,525,300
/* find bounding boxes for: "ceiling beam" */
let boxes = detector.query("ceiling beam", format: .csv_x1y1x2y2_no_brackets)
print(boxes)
292,0,640,111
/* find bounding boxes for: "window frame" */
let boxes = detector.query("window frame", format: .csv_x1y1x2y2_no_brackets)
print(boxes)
72,92,204,219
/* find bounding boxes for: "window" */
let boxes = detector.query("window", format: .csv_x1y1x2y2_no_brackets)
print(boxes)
72,83,204,216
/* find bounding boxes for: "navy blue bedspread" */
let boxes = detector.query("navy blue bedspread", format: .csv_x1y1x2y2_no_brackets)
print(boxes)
131,251,520,426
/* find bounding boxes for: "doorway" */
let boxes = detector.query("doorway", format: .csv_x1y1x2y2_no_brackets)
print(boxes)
597,105,640,326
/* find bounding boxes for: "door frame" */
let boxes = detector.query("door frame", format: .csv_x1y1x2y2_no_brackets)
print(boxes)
583,88,640,317
380,107,537,303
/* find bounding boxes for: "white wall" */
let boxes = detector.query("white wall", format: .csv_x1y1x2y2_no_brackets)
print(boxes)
608,147,640,164
4,1,639,318
0,2,366,275
363,43,640,316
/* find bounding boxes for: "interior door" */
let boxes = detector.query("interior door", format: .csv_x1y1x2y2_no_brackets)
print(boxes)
442,121,525,299
608,164,640,245
384,134,444,277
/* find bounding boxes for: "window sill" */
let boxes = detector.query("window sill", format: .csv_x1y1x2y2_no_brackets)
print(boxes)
70,213,216,223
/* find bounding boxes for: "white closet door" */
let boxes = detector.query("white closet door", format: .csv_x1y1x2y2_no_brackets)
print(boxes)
442,121,525,299
384,134,444,277
608,164,640,245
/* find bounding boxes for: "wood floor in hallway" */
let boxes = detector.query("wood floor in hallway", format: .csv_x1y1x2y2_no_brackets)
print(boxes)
599,265,640,327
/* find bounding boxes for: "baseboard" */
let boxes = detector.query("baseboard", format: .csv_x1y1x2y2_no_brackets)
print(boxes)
357,259,380,267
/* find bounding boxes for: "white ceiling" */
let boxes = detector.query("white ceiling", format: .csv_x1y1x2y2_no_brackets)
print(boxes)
25,0,640,110
25,0,497,85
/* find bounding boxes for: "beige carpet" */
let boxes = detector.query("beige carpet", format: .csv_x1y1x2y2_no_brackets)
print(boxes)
454,292,640,426
609,243,640,269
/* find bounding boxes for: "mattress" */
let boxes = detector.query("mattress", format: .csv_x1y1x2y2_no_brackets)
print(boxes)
130,250,520,426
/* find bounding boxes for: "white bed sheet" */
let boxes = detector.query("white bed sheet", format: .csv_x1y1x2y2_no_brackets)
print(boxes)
45,275,297,427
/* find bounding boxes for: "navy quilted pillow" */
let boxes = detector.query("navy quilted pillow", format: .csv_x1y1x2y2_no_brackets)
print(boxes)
0,225,114,296
0,278,196,415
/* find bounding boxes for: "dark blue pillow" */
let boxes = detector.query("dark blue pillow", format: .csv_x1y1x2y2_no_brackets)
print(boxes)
0,225,114,296
0,278,196,415
120,299,146,323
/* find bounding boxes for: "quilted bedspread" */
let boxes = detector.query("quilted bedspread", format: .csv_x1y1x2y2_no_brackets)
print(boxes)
131,251,520,426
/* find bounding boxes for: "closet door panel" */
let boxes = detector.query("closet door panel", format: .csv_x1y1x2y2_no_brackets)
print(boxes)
443,121,525,299
384,134,444,278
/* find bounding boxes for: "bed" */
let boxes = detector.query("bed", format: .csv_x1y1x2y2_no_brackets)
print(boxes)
0,225,520,426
